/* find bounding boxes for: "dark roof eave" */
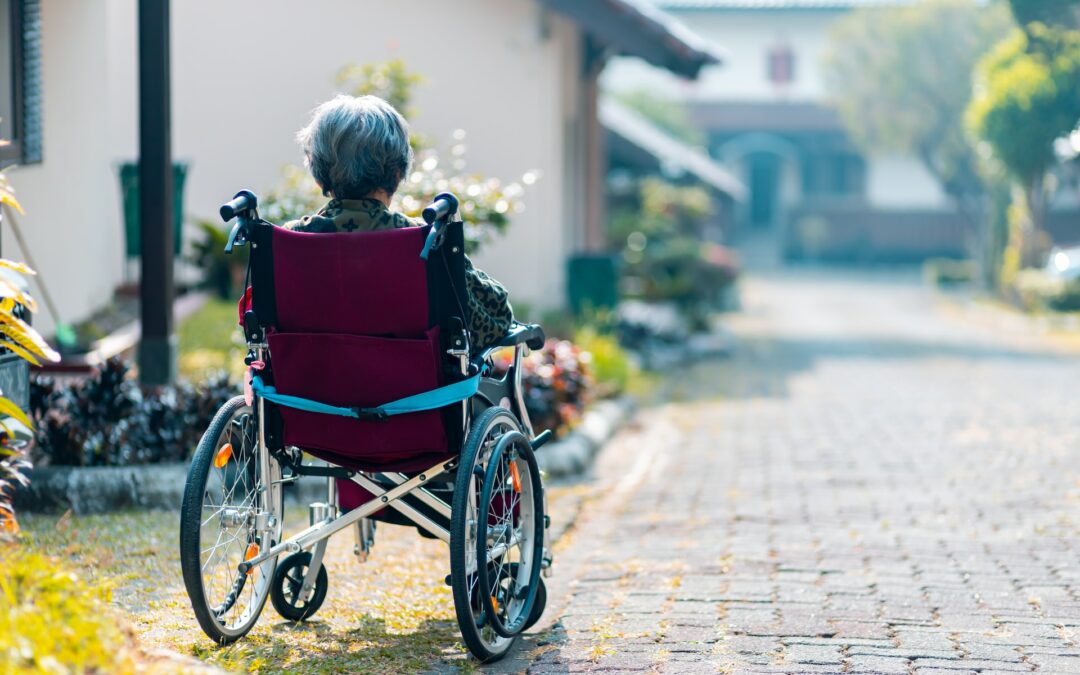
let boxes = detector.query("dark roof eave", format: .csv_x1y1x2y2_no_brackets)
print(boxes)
539,0,723,79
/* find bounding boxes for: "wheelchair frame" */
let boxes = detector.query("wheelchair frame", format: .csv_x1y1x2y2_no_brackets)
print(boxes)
182,189,552,661
236,336,544,586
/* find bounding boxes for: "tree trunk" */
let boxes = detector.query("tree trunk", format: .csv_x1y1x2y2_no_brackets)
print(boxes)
1024,173,1048,268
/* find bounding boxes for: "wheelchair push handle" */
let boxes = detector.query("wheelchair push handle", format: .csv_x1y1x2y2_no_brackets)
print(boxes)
220,189,259,254
220,189,258,223
422,192,459,225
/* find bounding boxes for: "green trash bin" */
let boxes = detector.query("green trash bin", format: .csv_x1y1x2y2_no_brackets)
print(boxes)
567,254,619,315
119,161,188,257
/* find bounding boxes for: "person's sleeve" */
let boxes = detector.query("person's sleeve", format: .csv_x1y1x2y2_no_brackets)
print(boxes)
282,215,337,233
463,255,514,350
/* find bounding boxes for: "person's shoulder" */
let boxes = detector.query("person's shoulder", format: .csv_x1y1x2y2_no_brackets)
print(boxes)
389,210,423,230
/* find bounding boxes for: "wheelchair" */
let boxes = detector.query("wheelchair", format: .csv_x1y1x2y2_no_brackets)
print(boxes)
178,189,552,663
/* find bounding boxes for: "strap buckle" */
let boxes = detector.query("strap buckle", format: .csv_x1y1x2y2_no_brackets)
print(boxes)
353,407,389,423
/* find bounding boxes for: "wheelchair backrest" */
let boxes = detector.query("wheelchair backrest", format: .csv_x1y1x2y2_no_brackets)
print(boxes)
247,221,470,339
244,220,471,472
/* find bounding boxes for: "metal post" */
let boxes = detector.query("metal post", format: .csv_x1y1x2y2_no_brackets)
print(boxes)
137,0,176,385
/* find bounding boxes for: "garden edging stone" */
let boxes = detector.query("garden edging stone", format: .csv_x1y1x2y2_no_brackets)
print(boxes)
536,397,636,479
15,397,635,514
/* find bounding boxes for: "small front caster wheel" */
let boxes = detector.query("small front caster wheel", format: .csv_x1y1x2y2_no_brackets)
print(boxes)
270,551,328,621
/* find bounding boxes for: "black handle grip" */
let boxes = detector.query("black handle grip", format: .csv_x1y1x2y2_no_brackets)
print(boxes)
220,189,258,222
422,192,459,225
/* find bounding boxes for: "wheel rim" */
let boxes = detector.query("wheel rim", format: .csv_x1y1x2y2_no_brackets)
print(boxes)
197,406,276,635
476,432,540,638
462,418,518,652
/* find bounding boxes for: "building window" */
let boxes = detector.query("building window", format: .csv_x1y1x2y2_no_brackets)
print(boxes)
801,151,866,197
0,0,42,168
767,44,795,87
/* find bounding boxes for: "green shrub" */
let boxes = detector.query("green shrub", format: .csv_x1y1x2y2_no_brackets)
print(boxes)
573,326,632,397
191,220,248,299
1010,268,1080,311
924,258,977,287
0,548,137,673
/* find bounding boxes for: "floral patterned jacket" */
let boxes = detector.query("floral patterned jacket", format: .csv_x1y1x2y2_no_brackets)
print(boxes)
283,198,514,350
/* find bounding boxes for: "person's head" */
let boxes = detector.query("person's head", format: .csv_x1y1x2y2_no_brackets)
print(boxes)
296,94,413,201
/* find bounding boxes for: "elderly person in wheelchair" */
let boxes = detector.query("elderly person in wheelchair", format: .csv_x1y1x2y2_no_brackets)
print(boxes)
287,94,513,353
178,95,550,663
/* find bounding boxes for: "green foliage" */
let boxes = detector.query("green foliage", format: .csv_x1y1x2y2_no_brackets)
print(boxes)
178,297,247,382
611,178,736,330
0,548,137,673
0,169,60,535
573,326,633,396
1009,0,1080,30
337,58,424,118
923,258,977,287
1010,267,1080,311
608,177,712,247
967,23,1080,188
612,89,706,147
822,0,1010,208
191,220,248,299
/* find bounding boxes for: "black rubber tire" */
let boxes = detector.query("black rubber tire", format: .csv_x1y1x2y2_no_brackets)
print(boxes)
270,551,329,622
180,396,276,645
475,431,545,638
526,575,547,631
450,407,524,663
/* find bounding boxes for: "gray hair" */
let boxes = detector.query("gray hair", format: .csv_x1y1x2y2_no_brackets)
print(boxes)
296,94,413,199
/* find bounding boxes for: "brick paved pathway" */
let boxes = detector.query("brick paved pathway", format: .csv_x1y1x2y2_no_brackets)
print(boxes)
526,269,1080,674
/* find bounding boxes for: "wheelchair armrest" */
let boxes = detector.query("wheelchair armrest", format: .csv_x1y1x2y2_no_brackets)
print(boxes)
495,323,546,351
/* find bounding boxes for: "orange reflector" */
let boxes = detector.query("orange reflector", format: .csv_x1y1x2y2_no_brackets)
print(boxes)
214,443,233,469
491,595,500,614
509,462,522,493
244,543,260,575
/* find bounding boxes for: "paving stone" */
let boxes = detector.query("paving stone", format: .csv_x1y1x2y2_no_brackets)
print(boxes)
845,654,912,673
523,268,1080,673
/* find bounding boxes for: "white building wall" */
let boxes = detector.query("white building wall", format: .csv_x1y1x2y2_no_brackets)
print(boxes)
4,0,128,336
603,9,840,102
8,0,582,334
866,155,950,210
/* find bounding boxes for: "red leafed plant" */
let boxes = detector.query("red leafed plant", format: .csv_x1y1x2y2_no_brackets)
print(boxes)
491,339,593,438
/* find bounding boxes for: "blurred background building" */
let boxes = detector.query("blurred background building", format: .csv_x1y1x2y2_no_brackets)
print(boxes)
0,0,720,337
604,0,974,262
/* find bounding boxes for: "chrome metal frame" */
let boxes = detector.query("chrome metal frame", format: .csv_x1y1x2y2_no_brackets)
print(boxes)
237,341,548,590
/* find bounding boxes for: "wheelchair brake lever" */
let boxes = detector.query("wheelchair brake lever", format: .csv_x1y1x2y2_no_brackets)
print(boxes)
224,220,248,254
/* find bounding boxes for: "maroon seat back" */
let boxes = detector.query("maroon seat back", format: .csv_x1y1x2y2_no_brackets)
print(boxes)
247,222,470,472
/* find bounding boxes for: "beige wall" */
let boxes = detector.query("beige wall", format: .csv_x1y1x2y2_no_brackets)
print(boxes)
8,0,585,334
4,0,128,337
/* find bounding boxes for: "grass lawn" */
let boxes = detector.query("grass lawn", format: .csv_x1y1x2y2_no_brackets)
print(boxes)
178,297,246,382
19,483,586,673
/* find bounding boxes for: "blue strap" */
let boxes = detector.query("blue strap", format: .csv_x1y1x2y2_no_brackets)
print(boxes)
250,374,479,419
419,225,439,261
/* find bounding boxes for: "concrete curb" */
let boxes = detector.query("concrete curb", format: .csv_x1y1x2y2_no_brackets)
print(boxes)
13,462,329,515
14,397,636,514
535,397,636,479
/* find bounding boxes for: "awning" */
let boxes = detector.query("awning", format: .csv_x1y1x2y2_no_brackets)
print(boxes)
601,98,746,200
539,0,723,79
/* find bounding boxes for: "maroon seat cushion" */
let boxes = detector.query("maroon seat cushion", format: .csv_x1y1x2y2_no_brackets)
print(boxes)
267,328,452,470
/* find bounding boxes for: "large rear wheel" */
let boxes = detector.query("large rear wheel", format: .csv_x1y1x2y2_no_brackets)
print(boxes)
450,407,545,662
180,396,282,644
